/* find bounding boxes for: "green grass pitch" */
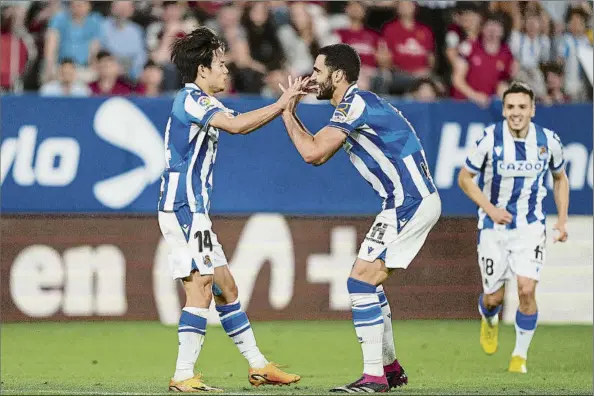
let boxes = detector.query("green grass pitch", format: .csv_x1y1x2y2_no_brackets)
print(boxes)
1,320,591,395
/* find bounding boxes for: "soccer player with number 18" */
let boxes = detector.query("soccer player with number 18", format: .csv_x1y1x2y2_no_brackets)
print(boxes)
458,82,570,374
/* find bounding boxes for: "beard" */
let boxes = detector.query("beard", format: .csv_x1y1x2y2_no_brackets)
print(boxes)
316,77,334,100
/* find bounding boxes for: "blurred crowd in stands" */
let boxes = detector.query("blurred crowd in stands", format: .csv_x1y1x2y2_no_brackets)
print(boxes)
1,0,592,105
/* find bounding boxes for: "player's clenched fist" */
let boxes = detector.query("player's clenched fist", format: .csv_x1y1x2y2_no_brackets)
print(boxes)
487,207,513,225
553,223,568,243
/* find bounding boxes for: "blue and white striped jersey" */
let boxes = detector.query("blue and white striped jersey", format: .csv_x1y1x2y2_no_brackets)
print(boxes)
328,84,437,217
158,83,238,213
464,121,565,230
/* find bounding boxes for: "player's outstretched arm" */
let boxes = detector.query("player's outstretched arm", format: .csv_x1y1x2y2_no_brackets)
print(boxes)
551,169,569,242
209,77,307,135
280,111,346,166
458,167,512,225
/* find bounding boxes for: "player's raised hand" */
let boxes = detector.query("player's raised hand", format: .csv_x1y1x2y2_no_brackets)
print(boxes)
278,76,309,112
553,222,568,243
487,207,513,225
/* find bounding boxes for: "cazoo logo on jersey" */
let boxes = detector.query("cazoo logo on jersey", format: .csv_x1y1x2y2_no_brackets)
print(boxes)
0,98,165,209
434,122,593,190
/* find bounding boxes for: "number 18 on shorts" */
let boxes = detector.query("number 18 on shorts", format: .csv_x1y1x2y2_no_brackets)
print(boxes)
477,222,546,294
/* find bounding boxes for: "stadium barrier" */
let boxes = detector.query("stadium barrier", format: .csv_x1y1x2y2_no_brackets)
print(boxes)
1,96,592,214
1,96,592,324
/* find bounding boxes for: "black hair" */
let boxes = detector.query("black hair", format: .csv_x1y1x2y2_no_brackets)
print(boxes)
170,26,226,84
60,57,75,66
96,50,112,61
410,77,438,94
318,43,361,83
566,7,589,24
502,81,535,103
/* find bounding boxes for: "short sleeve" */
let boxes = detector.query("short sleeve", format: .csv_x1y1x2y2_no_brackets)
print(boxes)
184,92,224,128
327,94,367,135
48,11,65,31
547,129,565,173
465,126,493,174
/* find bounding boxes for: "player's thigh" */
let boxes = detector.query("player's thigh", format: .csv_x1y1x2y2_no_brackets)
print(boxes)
375,194,441,270
477,228,510,295
509,222,546,283
189,212,229,273
158,210,213,280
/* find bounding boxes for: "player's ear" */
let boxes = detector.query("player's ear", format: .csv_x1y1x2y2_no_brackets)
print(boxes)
333,69,344,84
531,102,536,117
197,64,208,79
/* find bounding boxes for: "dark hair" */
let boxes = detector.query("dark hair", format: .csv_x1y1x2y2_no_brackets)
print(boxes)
318,43,360,83
60,58,75,66
455,1,481,15
502,81,535,102
541,62,564,77
96,50,112,61
410,77,438,95
170,27,226,84
566,7,589,24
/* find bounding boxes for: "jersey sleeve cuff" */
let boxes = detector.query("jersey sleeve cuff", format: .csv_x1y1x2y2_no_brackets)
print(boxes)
326,123,352,135
202,107,223,130
550,160,566,173
465,158,481,173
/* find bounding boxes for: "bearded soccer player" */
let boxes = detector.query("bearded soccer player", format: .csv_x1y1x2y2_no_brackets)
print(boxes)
280,44,441,393
458,81,569,373
158,27,302,392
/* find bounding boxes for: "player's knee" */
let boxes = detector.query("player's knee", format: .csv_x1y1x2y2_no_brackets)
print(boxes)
517,284,536,301
350,259,388,286
484,291,504,307
183,272,214,307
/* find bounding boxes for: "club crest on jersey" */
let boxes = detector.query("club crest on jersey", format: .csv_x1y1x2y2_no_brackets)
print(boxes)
538,145,548,160
204,255,213,268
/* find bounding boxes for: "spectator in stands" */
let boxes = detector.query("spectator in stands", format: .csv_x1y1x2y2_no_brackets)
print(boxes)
335,1,380,89
407,77,439,102
134,60,163,97
369,40,403,96
88,50,132,96
100,1,146,82
509,12,551,100
44,0,103,83
556,7,592,102
382,0,435,78
147,1,188,91
22,0,60,91
261,68,289,98
40,58,89,96
1,4,36,92
241,2,285,73
207,3,270,94
276,3,314,78
542,62,571,105
415,1,457,77
445,2,482,72
451,14,518,107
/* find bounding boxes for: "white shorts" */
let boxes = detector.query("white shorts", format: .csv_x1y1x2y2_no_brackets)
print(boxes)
158,207,228,279
478,222,546,294
358,193,441,269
